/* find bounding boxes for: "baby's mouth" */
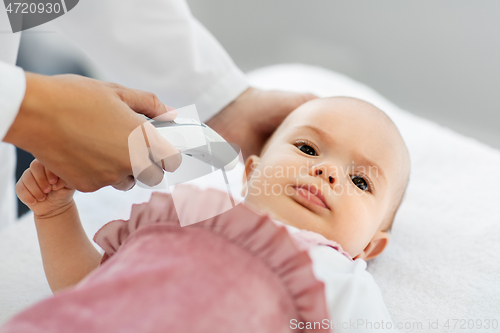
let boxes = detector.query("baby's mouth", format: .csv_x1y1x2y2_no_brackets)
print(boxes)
291,185,329,210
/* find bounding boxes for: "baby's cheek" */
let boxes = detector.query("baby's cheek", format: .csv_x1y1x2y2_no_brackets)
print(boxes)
331,206,374,256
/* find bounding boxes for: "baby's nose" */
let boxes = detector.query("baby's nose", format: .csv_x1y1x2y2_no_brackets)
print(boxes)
314,168,335,184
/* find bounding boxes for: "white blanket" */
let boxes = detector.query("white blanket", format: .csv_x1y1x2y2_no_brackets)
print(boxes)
1,64,499,332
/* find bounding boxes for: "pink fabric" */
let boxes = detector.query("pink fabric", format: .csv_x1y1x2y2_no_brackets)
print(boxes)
1,186,331,333
291,230,352,261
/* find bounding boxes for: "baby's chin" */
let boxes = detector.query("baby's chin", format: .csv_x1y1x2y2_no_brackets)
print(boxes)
243,196,357,257
243,195,317,232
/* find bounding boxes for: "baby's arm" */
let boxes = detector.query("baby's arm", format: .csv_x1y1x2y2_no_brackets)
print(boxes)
16,160,102,293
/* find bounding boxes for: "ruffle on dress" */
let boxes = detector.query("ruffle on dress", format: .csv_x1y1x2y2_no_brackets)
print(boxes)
291,229,352,261
93,185,331,332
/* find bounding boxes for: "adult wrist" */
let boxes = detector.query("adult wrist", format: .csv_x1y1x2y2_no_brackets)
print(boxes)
3,72,50,151
0,63,27,142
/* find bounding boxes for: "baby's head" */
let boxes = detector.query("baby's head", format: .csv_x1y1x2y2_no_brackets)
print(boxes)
242,97,410,260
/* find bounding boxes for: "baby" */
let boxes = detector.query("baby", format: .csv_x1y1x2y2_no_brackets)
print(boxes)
11,96,410,332
242,96,410,260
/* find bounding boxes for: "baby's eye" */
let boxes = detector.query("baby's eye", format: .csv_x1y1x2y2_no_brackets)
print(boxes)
294,140,317,156
297,144,316,156
351,175,369,191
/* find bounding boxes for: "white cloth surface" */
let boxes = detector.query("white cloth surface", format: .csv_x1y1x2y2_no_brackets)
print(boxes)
248,65,500,332
0,0,249,229
1,64,499,332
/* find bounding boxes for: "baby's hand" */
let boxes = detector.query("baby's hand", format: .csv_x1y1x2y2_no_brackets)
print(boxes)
16,159,76,218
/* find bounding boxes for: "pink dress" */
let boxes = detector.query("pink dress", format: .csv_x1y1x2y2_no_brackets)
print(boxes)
0,186,348,333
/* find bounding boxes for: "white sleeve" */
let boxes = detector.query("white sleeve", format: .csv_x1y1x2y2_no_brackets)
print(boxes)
0,61,26,141
309,246,397,333
51,0,249,122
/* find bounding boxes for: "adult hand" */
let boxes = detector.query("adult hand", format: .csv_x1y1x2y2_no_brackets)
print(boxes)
205,87,317,160
3,72,181,192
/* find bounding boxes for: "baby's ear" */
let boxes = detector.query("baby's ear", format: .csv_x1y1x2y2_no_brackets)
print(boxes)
354,231,390,261
241,155,260,197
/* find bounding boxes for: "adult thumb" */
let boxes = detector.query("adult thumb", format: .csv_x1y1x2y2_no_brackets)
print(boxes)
117,86,177,120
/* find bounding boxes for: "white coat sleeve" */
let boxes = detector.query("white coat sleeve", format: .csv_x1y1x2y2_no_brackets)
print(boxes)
309,246,398,333
0,61,26,141
0,61,24,229
51,0,249,122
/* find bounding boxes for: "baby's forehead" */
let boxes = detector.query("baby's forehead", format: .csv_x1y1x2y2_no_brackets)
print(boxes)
280,98,397,147
287,97,388,124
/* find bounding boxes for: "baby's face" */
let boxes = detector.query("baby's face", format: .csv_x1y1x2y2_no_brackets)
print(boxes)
242,97,409,259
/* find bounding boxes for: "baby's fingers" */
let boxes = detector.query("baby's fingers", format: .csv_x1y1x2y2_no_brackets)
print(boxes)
30,160,53,193
52,177,68,191
17,169,46,204
15,177,35,205
45,165,59,185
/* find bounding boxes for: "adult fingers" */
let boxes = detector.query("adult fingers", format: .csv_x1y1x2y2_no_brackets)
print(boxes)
136,163,164,187
128,122,181,187
114,84,177,121
112,176,136,191
141,122,182,172
128,123,162,186
153,106,177,121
